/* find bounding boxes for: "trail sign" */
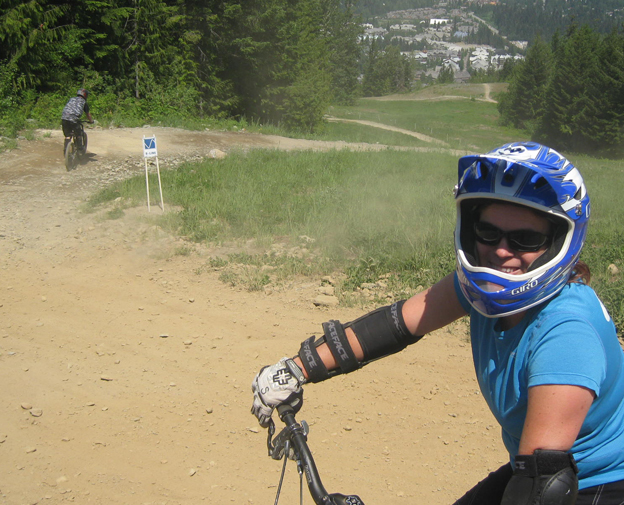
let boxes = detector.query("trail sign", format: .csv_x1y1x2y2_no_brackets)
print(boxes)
143,136,158,158
142,135,164,212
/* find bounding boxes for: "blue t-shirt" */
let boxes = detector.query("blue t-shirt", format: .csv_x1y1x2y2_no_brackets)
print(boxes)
454,275,624,489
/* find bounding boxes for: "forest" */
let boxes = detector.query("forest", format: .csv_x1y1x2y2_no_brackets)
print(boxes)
498,23,624,158
2,0,624,158
0,0,362,132
472,0,624,42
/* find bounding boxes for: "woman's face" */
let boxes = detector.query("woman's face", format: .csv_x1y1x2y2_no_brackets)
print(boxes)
476,203,551,275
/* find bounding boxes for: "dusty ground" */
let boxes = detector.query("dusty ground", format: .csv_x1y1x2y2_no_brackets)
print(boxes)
0,125,507,505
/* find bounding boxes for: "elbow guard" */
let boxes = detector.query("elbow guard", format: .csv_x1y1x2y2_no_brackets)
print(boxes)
296,300,424,383
501,450,579,505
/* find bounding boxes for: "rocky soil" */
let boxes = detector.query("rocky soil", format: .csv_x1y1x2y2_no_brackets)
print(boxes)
0,125,506,505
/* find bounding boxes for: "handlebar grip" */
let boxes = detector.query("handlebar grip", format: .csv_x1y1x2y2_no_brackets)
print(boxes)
277,404,296,422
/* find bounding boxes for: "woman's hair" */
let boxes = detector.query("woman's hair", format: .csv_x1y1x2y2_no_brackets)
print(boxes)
569,260,591,285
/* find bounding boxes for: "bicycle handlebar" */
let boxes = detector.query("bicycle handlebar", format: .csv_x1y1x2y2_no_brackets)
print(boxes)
270,404,365,505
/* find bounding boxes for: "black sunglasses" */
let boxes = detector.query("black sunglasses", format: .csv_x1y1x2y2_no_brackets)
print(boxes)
474,221,550,252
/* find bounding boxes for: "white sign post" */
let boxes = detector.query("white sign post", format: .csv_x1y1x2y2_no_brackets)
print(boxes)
143,135,164,212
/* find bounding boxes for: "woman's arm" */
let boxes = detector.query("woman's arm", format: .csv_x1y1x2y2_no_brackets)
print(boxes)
294,273,467,377
518,384,595,454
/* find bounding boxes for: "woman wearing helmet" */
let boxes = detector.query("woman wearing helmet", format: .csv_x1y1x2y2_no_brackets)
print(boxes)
251,142,624,504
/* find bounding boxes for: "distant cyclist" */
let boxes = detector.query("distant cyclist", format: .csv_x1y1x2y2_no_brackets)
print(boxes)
61,89,93,153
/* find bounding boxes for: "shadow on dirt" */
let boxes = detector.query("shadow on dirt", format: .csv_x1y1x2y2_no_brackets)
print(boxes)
81,152,98,165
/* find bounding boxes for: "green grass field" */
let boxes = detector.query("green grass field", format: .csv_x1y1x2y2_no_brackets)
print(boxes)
87,84,624,335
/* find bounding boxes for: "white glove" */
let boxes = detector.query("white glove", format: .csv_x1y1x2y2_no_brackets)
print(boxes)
251,357,306,427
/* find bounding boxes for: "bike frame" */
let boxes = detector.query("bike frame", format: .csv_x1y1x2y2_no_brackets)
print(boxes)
64,121,86,171
267,404,365,505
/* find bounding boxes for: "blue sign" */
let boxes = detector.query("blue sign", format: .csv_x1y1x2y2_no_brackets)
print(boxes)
143,136,157,158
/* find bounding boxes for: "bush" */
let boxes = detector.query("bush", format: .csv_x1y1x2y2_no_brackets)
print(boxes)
28,92,67,128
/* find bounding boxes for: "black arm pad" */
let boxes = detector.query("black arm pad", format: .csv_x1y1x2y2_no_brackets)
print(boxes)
296,300,424,383
297,336,330,383
501,450,579,505
346,300,423,362
296,322,360,383
323,320,360,374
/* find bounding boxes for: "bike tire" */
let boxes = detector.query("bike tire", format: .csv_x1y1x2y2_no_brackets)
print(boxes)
80,131,88,156
65,140,76,171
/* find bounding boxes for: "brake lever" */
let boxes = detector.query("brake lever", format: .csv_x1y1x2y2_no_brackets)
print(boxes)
267,418,309,460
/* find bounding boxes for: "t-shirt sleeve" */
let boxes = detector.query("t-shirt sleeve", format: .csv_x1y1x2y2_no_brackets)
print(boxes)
84,102,90,114
527,317,607,396
453,271,472,313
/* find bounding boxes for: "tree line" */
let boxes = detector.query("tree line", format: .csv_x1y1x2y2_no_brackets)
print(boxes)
0,0,362,132
498,24,624,157
472,0,624,43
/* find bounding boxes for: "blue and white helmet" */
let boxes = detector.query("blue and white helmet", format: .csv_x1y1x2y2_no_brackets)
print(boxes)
454,141,590,317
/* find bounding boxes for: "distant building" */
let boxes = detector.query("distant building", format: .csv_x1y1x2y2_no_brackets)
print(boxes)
361,27,388,41
511,40,528,49
454,70,471,83
442,59,461,72
390,24,417,31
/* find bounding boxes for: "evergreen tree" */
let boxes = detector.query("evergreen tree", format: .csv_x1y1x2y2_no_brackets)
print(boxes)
538,25,602,152
279,0,333,130
125,0,185,98
179,0,242,116
362,43,412,96
362,38,381,96
498,34,551,135
0,0,363,131
325,0,362,105
437,64,454,84
0,0,74,87
593,29,624,156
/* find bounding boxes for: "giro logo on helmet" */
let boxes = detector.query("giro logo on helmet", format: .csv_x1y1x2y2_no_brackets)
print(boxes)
511,279,539,296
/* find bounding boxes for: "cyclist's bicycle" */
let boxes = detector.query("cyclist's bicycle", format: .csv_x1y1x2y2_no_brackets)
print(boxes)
266,404,364,505
64,120,91,171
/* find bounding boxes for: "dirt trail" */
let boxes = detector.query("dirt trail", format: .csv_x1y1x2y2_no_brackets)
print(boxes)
367,83,499,103
325,117,449,145
0,126,504,505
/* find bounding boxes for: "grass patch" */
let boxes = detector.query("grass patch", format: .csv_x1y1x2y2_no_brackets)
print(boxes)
0,137,18,152
87,148,457,259
83,92,624,335
106,207,125,220
315,120,431,147
329,94,524,153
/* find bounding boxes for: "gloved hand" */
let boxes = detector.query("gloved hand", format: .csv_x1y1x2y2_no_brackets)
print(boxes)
251,357,306,427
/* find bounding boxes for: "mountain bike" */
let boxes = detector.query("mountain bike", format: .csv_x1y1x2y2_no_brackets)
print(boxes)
266,404,365,505
64,120,91,171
